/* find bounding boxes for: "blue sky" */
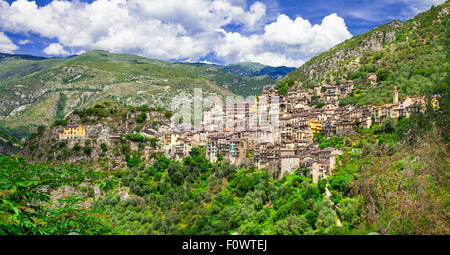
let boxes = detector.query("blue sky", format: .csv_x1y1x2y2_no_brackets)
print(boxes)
0,0,444,67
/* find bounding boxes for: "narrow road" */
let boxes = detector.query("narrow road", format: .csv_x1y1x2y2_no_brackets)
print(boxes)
325,185,343,227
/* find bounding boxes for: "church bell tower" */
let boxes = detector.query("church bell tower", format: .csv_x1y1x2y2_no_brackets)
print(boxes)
393,86,398,105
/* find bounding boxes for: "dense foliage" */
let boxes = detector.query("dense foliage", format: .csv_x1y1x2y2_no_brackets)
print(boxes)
94,148,342,235
222,62,295,81
3,96,449,235
327,93,449,234
0,157,114,234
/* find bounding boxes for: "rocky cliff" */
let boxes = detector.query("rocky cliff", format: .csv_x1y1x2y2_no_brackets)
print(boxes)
23,104,172,168
279,20,404,86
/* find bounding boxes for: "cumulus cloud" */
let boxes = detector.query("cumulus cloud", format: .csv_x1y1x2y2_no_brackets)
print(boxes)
215,13,352,66
242,1,267,30
263,13,352,54
0,0,353,67
43,43,69,56
0,32,18,53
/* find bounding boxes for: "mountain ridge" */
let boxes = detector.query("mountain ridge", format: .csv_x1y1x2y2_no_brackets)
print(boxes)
0,50,234,138
222,62,296,80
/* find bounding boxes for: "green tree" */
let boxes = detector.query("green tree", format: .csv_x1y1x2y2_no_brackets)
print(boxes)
0,157,114,235
83,146,92,155
381,118,395,133
100,143,108,152
376,68,391,82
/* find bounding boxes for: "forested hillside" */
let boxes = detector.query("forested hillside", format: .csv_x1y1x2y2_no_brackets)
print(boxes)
222,62,295,80
0,128,21,155
2,87,447,235
278,2,449,107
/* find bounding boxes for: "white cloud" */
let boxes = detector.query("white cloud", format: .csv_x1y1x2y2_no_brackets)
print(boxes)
43,43,69,56
215,13,352,67
0,0,353,67
18,39,31,45
215,30,262,61
0,32,18,53
263,13,352,52
241,52,306,67
243,2,267,30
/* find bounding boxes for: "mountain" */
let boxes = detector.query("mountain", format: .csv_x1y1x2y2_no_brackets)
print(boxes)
0,50,277,139
223,62,296,80
0,53,65,85
278,2,449,106
170,61,275,97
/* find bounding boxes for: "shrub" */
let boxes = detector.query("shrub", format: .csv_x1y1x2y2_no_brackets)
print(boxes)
0,157,114,234
126,151,142,169
376,68,391,82
164,111,173,118
58,141,67,148
73,143,81,152
126,134,147,142
136,112,147,123
83,146,92,155
52,119,67,127
277,83,289,96
135,124,143,132
100,143,108,152
381,118,395,133
318,179,327,194
150,137,159,148
316,102,325,109
121,144,131,155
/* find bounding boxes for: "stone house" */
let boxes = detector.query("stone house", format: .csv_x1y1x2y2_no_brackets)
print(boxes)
58,125,86,140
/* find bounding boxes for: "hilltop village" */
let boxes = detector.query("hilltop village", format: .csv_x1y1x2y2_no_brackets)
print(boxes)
54,76,438,184
161,79,437,183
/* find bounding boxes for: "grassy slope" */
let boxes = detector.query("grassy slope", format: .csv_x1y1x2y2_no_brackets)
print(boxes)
0,50,281,138
0,50,235,138
0,53,65,86
69,50,274,97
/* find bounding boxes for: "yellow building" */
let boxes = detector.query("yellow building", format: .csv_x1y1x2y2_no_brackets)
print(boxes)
164,133,172,146
307,119,323,137
431,96,440,110
58,125,86,140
